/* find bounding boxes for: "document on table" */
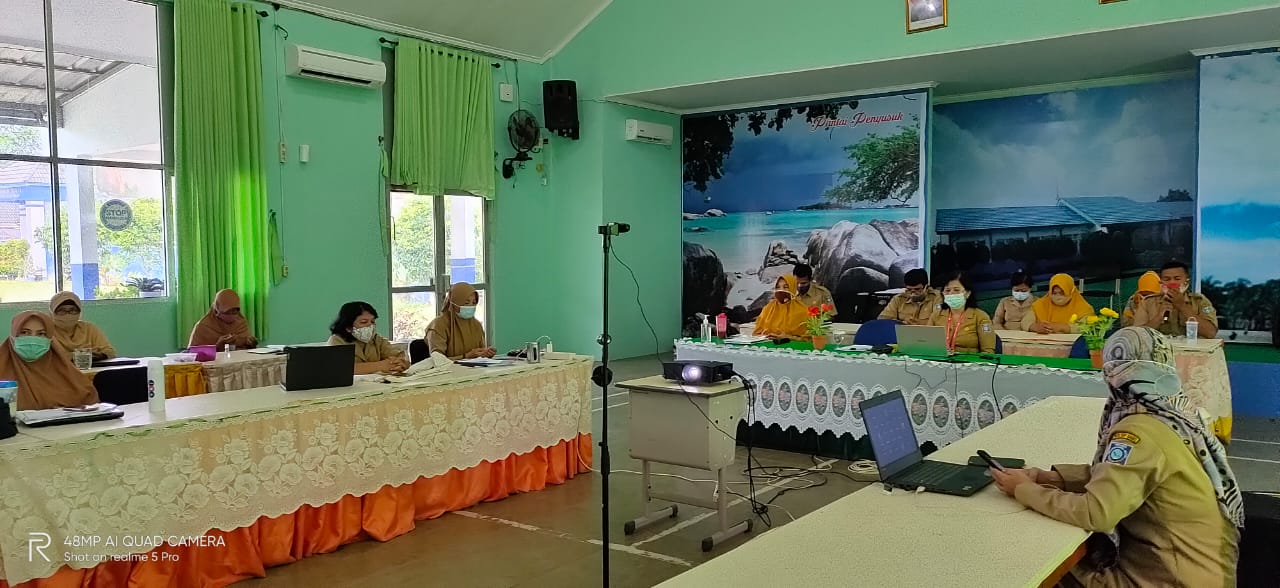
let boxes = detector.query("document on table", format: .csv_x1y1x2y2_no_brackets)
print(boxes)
722,335,768,345
246,347,286,355
456,357,519,367
17,403,121,426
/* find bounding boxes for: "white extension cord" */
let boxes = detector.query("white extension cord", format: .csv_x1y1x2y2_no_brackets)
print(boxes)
847,460,880,482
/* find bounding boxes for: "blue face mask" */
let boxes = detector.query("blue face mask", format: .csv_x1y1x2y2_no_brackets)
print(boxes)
457,305,477,320
13,336,51,362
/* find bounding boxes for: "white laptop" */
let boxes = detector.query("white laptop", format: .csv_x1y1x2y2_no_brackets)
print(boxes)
895,325,949,356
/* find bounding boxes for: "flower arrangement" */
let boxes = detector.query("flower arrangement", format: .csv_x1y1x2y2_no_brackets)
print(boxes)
804,304,835,336
1071,307,1120,350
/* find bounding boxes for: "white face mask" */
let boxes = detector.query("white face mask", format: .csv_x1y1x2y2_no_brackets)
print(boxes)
351,325,376,343
1011,290,1031,302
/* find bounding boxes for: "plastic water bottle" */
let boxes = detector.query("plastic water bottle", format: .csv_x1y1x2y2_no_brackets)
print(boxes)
700,315,713,342
147,359,166,416
716,313,728,339
1185,317,1199,340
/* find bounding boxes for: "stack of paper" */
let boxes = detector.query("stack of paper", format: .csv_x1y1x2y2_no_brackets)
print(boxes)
722,335,768,345
17,403,120,426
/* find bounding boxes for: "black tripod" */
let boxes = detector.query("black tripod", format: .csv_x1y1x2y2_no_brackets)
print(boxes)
594,221,629,586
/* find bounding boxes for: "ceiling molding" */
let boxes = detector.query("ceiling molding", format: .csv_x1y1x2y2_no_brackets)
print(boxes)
270,0,544,62
602,96,684,115
1190,40,1280,57
933,70,1195,105
543,0,613,62
612,82,939,116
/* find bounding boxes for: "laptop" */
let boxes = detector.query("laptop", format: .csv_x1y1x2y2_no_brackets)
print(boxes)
895,324,949,356
860,391,993,496
281,344,355,391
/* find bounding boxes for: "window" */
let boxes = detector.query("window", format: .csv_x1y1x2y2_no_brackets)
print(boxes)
0,0,169,303
389,191,489,341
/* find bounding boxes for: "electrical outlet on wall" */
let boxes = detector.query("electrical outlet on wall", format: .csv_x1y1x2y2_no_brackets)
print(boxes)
499,83,514,102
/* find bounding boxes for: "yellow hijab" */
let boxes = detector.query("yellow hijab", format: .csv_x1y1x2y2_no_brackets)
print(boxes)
753,274,810,339
1130,271,1161,305
1032,273,1096,324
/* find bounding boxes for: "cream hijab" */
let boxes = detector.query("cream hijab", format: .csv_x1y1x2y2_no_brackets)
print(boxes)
427,282,486,358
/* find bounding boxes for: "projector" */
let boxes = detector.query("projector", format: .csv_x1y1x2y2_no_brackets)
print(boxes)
662,360,734,384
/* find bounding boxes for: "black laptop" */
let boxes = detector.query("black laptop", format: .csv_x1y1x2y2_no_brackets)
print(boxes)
860,391,993,496
281,345,355,391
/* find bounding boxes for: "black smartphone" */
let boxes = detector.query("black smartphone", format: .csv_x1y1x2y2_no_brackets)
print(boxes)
976,450,1007,472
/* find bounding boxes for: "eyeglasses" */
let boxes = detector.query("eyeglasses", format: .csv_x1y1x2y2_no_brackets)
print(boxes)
53,309,81,316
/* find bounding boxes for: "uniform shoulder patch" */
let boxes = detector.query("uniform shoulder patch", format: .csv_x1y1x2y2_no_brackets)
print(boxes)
980,322,992,333
1104,440,1134,465
1202,305,1215,315
1109,431,1140,445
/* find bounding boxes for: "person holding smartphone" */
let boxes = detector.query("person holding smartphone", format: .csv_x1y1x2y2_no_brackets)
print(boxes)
989,327,1242,586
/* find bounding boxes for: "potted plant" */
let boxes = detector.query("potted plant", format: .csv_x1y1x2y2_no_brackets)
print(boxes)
127,277,165,298
1072,307,1120,368
804,304,835,350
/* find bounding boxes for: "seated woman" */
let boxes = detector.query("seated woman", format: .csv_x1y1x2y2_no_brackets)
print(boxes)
0,311,99,410
425,282,495,361
990,327,1242,586
753,275,810,340
1121,271,1161,328
992,271,1037,331
929,271,996,354
189,289,258,351
1030,273,1095,334
49,291,117,359
327,301,408,375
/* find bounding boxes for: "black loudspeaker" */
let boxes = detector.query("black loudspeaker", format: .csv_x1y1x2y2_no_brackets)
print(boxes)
543,80,579,140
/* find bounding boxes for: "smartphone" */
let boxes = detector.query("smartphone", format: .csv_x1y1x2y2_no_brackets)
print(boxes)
976,450,1006,472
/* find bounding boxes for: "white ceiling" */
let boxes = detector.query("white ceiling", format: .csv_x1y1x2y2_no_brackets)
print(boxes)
281,0,610,62
609,7,1280,113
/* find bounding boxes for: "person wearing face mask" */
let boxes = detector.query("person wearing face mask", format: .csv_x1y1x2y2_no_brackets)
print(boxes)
753,275,810,340
327,301,408,375
989,327,1242,587
1132,260,1219,339
0,311,99,410
993,271,1037,331
1031,273,1095,334
426,282,495,361
188,289,258,351
48,291,117,360
1121,271,1162,328
928,271,996,354
878,268,941,325
792,264,837,318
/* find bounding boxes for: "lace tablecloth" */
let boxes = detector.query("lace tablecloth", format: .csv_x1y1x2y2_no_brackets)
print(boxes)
0,356,592,585
676,341,1108,448
200,351,288,393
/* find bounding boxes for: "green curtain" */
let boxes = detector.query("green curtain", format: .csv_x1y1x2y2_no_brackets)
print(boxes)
391,39,495,198
173,0,270,345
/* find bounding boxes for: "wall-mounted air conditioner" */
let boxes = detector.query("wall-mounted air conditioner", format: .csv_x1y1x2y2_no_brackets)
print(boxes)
624,119,673,146
286,44,386,88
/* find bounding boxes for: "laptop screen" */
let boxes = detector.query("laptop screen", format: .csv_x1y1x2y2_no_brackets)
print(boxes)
861,391,923,479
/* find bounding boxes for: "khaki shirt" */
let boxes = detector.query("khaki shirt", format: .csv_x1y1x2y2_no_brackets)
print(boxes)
879,288,941,323
1131,292,1217,338
929,308,996,354
1014,413,1239,588
326,334,404,364
993,296,1037,331
796,284,837,318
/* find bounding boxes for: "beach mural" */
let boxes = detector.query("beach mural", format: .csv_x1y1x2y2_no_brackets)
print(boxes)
1197,51,1280,344
932,79,1198,310
681,92,928,333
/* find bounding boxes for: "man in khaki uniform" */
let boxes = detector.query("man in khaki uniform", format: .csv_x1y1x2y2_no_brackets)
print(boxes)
793,264,837,317
1131,260,1219,339
878,268,940,325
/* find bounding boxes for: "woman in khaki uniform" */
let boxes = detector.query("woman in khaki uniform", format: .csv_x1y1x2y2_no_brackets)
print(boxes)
327,301,409,375
993,271,1037,331
991,327,1244,587
929,272,996,354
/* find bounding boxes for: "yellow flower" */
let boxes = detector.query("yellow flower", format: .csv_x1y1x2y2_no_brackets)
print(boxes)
1069,314,1078,323
1086,315,1100,325
1100,308,1120,319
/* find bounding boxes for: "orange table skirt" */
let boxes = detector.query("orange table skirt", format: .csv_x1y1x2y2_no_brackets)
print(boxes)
4,434,592,588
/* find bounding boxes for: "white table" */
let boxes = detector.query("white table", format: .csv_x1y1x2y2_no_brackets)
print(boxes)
617,376,752,552
658,396,1104,587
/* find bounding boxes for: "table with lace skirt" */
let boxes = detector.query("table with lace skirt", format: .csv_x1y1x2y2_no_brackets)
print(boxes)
199,350,288,393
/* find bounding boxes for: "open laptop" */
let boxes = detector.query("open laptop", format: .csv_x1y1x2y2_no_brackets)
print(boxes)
895,324,949,356
860,391,992,496
281,344,355,391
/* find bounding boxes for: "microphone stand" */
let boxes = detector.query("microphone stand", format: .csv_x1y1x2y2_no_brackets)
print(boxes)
594,221,629,586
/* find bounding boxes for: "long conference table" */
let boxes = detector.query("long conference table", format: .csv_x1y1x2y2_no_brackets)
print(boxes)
658,396,1105,587
0,355,593,587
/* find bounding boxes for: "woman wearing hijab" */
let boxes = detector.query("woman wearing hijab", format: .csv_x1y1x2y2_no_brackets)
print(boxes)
0,312,99,410
328,301,408,375
426,282,494,361
753,275,810,340
990,327,1243,586
49,291,117,359
188,289,258,351
1121,271,1161,328
1031,273,1095,334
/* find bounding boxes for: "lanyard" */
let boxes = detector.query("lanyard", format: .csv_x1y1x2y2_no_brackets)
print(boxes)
945,311,964,351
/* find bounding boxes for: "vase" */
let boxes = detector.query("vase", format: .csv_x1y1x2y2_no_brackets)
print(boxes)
811,335,828,351
1089,349,1103,369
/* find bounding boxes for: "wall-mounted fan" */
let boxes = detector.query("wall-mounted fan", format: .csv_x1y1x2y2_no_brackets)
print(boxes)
503,109,541,179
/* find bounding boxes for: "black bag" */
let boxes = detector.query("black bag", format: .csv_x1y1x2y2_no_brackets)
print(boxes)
0,400,15,440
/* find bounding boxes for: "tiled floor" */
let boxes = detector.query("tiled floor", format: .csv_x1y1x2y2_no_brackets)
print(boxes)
243,356,1279,587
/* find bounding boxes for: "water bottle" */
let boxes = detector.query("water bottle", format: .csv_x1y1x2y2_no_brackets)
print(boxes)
700,315,713,342
1185,317,1199,340
716,313,728,339
147,359,166,416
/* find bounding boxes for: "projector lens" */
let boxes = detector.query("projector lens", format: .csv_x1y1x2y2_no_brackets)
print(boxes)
682,365,702,382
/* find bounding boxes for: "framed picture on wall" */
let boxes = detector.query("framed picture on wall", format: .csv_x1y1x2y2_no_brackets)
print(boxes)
906,0,947,33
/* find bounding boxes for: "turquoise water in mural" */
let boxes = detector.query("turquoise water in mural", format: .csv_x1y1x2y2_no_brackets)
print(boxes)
683,208,920,273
